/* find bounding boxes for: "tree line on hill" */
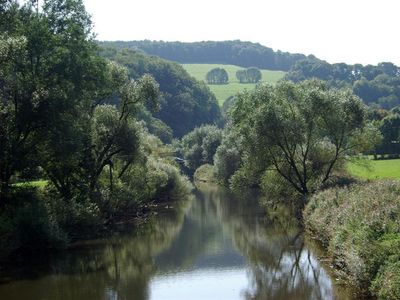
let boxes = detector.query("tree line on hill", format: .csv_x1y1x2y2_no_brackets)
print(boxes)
100,40,400,110
98,40,308,71
285,58,400,109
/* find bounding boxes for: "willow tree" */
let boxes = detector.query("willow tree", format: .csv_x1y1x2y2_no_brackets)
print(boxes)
230,80,380,197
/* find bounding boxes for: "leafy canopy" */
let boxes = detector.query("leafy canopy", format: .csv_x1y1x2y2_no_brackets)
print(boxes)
229,80,379,196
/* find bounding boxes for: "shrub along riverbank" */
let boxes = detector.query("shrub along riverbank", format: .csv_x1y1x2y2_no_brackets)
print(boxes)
304,180,400,299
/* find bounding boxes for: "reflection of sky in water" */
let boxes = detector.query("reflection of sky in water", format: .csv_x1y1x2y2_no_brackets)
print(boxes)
150,268,249,300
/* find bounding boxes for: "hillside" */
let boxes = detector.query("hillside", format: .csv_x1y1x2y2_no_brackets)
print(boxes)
182,64,285,105
99,40,308,71
100,40,400,109
100,47,222,138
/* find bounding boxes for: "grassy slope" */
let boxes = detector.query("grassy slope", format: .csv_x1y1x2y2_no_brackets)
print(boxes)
347,159,400,180
182,64,285,106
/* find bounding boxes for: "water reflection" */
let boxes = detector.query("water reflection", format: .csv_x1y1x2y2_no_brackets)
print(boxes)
0,185,355,300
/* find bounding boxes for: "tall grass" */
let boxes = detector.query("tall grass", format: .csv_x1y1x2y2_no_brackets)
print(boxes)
304,180,400,299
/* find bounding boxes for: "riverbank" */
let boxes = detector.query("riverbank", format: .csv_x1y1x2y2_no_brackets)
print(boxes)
304,180,400,299
0,183,356,300
0,170,193,260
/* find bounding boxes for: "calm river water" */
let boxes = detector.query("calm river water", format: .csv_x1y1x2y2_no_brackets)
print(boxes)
0,184,356,300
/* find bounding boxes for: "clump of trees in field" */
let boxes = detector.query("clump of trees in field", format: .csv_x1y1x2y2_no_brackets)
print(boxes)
236,67,262,83
205,67,229,84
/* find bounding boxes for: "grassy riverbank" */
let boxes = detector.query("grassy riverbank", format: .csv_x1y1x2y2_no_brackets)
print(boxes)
304,180,400,299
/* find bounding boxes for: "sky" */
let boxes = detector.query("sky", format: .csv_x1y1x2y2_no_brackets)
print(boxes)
83,0,400,66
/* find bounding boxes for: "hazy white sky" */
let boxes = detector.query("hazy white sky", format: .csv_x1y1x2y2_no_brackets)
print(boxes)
83,0,400,66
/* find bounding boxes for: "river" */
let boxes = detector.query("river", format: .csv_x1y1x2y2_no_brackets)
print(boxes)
0,183,356,300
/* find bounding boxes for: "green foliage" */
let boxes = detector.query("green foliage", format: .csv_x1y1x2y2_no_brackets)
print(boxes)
304,181,400,299
286,59,400,109
193,164,217,183
179,125,223,171
213,129,242,184
0,0,192,256
0,188,68,256
205,67,228,84
227,80,376,196
236,67,262,83
377,112,400,154
99,48,222,138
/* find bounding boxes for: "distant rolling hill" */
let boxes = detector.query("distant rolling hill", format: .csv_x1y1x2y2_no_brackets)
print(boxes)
182,64,285,105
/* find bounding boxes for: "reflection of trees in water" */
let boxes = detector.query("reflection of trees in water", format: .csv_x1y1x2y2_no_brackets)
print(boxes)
0,197,192,300
154,189,222,271
196,183,337,300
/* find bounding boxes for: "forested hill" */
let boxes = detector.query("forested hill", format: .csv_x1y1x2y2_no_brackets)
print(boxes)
100,40,400,109
285,59,400,109
100,47,222,138
98,40,308,71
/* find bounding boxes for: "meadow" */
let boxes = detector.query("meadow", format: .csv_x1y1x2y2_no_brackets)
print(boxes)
347,158,400,180
182,64,285,106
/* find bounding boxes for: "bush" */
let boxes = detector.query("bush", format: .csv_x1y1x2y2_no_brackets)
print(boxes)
0,188,68,257
304,180,400,299
213,129,243,184
179,125,223,172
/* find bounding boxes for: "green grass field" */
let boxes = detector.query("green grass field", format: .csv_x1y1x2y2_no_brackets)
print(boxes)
182,64,285,106
347,159,400,180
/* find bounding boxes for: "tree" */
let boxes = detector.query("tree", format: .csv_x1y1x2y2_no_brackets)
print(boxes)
87,71,159,198
246,67,262,83
179,125,222,171
205,67,228,84
102,48,222,138
377,112,400,155
229,80,378,198
236,67,262,83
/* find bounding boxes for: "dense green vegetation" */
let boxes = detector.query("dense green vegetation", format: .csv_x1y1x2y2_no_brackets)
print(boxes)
99,48,222,138
236,67,262,83
1,2,399,297
286,59,400,109
177,125,222,172
0,0,192,256
304,181,400,299
182,63,285,105
213,80,378,199
205,67,228,84
99,40,308,71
